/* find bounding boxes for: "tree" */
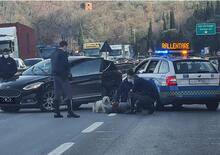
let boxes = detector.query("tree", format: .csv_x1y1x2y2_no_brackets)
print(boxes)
215,1,220,15
170,10,175,29
147,20,154,52
162,12,167,30
78,23,84,52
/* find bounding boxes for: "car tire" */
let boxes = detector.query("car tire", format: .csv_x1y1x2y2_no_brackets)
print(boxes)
206,102,219,111
39,88,55,112
1,107,20,113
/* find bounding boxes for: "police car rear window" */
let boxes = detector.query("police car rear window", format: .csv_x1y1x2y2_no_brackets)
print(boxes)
173,60,217,74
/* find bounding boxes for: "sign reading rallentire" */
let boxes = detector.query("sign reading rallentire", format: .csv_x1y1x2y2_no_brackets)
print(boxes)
161,42,190,50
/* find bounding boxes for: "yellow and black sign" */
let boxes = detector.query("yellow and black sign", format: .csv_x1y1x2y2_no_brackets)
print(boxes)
161,42,190,50
83,43,101,49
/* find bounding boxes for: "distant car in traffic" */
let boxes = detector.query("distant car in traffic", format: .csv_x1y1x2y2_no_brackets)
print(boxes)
134,56,220,110
14,58,27,74
0,56,122,112
24,58,44,68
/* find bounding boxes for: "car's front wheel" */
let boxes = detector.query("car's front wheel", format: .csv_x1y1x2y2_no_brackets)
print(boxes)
39,89,55,112
206,102,219,111
1,107,20,113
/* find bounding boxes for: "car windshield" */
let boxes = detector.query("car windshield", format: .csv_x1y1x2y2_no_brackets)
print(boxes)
23,59,51,75
174,60,218,74
83,49,100,57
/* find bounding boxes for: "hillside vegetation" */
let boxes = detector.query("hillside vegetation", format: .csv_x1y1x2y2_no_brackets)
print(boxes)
0,1,218,54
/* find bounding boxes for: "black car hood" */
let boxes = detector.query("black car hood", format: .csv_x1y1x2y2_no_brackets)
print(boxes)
0,75,49,89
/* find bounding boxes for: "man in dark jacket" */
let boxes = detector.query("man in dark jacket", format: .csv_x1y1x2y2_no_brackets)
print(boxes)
0,50,17,81
51,41,80,118
127,69,156,114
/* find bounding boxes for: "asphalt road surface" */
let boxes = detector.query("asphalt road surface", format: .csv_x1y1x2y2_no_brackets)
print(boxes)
0,104,220,155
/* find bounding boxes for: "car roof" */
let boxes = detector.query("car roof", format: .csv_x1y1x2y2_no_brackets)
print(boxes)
146,56,208,62
68,56,102,62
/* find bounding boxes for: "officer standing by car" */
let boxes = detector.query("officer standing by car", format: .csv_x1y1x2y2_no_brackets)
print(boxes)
127,69,156,114
0,49,17,81
51,41,80,118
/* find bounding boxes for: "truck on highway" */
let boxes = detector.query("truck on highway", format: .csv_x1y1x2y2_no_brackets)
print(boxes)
109,44,134,61
82,42,103,57
0,22,38,59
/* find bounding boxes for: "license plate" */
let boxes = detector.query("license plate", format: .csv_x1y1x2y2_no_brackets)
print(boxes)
190,79,207,84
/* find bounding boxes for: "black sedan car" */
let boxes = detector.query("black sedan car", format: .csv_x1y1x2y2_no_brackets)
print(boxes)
0,56,122,112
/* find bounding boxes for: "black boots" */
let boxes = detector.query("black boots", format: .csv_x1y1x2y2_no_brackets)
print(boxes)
66,100,80,118
53,99,80,118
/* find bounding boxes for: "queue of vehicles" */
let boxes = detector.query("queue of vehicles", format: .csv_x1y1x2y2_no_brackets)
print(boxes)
0,22,219,112
0,49,220,112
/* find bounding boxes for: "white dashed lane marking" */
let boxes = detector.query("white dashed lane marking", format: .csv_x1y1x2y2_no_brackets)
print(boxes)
82,122,103,133
48,142,74,155
108,113,117,117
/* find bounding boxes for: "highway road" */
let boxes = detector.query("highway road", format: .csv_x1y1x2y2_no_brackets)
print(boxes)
0,104,220,155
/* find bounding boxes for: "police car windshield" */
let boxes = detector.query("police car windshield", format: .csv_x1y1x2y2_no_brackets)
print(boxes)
173,60,218,74
23,59,51,75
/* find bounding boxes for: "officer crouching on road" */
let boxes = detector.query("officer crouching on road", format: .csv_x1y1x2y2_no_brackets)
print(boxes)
127,69,156,114
0,49,17,82
112,74,133,113
51,41,80,118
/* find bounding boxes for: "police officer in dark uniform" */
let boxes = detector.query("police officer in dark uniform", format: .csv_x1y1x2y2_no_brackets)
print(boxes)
127,69,156,114
51,41,80,118
0,49,17,81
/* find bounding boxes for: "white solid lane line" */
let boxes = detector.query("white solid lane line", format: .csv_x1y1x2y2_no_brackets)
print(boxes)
82,122,103,133
48,142,74,155
108,113,117,117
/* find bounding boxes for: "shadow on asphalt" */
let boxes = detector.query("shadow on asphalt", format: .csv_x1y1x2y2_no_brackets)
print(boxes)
157,105,216,112
0,106,93,114
1,105,218,114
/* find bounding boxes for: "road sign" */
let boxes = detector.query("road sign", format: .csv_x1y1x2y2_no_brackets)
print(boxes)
196,23,216,35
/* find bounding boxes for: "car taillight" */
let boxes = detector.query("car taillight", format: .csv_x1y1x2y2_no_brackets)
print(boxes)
166,76,177,86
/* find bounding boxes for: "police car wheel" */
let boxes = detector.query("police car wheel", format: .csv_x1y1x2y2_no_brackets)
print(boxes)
206,102,219,111
40,89,55,112
1,107,20,113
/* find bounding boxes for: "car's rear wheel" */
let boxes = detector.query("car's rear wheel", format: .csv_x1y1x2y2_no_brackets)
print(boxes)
40,89,55,112
206,102,219,111
1,107,20,113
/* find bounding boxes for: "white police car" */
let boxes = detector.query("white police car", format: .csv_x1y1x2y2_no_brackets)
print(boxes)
134,51,220,110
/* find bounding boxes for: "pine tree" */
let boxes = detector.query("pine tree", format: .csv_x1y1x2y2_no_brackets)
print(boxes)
129,26,133,45
162,12,166,31
170,10,175,29
78,23,84,52
215,1,220,15
147,20,153,51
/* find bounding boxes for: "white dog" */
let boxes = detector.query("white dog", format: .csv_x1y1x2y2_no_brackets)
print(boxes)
92,96,112,113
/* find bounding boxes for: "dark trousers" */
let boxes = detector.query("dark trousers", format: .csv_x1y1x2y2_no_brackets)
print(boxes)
130,93,155,111
54,76,73,114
